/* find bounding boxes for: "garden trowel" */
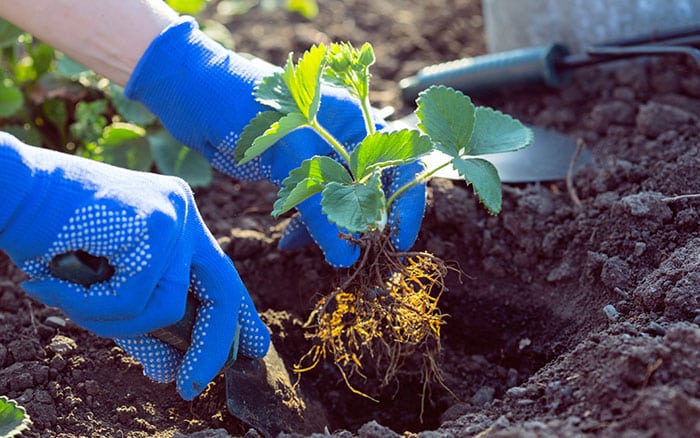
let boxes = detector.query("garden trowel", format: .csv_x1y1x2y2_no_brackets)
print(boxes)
389,112,593,183
48,252,328,438
150,295,328,438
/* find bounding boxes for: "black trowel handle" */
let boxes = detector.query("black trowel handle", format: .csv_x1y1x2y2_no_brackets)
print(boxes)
48,251,203,353
399,43,571,101
150,295,198,351
151,295,240,367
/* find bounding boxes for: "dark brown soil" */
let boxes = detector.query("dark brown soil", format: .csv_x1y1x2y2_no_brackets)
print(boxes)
2,1,699,437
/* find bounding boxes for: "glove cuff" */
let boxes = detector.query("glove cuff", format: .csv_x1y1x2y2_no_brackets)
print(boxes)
125,16,269,160
0,134,35,248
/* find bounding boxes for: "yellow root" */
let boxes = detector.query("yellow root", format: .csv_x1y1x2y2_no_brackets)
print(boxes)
293,237,452,408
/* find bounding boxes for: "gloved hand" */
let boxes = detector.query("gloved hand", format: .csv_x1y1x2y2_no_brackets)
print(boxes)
126,17,426,267
0,133,270,400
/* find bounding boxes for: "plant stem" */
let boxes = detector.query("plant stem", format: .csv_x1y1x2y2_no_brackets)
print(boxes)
311,118,352,164
386,160,453,210
359,93,376,136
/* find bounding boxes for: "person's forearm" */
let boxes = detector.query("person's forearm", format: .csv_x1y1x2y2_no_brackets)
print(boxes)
0,1,178,86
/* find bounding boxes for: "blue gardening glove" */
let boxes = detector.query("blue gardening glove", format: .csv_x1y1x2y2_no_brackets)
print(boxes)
126,17,426,267
0,133,269,400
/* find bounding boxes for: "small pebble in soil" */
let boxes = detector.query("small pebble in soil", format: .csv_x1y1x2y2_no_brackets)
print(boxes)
507,368,519,388
614,287,630,300
358,420,401,438
44,315,66,328
506,387,528,399
644,322,667,337
518,338,532,350
242,429,265,438
470,386,495,406
603,304,619,321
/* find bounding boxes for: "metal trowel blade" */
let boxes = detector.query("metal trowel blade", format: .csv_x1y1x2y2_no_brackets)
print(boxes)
392,113,594,183
225,343,328,438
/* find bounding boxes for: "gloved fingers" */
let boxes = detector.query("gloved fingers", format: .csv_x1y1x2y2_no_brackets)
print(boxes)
277,215,314,250
19,277,167,336
176,231,268,400
64,270,191,338
113,335,184,383
266,128,335,185
236,291,270,358
176,266,237,400
19,200,169,319
22,233,192,337
295,193,360,268
386,161,427,251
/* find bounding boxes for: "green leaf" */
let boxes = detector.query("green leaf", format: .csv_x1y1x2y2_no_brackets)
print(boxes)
321,173,386,233
274,178,324,217
255,71,298,114
0,20,23,48
13,55,38,83
166,0,207,14
149,129,212,187
285,0,319,19
0,80,24,117
416,85,475,156
100,122,146,145
29,42,55,77
467,106,534,155
98,122,152,171
70,100,108,145
452,157,502,214
42,99,68,132
350,129,432,180
108,84,157,126
0,396,31,438
273,156,352,216
235,111,284,163
239,112,307,164
256,47,326,117
101,138,153,171
280,44,325,120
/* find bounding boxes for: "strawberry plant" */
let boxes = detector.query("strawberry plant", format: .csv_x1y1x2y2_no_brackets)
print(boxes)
236,42,532,403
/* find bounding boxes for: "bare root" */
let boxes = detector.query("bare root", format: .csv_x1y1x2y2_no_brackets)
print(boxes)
294,231,454,412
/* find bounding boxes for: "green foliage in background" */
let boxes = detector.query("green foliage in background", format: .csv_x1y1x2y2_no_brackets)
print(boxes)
0,20,213,187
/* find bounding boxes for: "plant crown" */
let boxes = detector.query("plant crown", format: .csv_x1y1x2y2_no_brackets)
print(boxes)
236,42,533,233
